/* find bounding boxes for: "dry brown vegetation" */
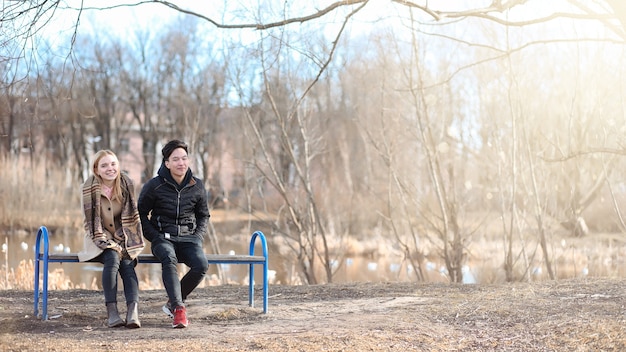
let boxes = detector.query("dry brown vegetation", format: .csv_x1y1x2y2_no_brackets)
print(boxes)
0,155,82,232
1,278,625,351
4,1,626,288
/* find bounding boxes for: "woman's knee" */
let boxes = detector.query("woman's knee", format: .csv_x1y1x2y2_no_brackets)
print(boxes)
102,249,121,268
119,259,138,276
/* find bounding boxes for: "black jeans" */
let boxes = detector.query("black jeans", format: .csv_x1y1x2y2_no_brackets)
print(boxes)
98,248,139,304
151,235,208,309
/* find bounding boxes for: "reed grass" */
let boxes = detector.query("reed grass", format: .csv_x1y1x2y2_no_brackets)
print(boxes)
0,259,75,290
0,154,82,231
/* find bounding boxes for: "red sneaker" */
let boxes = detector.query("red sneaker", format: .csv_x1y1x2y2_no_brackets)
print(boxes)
172,306,188,328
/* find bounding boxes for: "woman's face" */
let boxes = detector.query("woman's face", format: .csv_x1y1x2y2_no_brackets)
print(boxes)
96,154,119,183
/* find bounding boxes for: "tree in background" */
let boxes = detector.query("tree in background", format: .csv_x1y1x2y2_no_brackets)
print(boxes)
2,1,626,284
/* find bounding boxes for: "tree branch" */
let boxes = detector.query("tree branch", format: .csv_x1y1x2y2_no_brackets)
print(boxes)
152,0,368,30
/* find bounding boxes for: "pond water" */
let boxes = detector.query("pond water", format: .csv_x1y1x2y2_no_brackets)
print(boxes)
2,228,625,289
0,228,426,290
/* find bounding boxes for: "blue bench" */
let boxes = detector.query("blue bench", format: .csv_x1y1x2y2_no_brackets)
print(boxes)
33,225,269,320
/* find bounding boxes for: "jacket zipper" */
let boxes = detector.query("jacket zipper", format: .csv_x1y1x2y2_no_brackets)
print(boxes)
165,178,192,237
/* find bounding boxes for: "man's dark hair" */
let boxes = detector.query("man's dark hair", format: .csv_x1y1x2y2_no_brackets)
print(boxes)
162,140,188,161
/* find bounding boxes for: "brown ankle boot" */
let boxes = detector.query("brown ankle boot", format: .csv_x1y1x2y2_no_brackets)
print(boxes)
106,302,125,327
125,301,141,329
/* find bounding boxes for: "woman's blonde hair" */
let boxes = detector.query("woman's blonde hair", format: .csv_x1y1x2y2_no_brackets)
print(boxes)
92,149,124,201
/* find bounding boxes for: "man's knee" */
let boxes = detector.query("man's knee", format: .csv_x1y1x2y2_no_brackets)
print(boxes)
189,253,209,274
197,259,209,274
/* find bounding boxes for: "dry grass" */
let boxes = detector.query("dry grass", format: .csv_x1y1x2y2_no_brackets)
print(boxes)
0,155,82,231
0,260,88,291
0,260,36,290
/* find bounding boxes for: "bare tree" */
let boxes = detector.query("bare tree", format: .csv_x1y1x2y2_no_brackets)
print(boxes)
3,0,626,287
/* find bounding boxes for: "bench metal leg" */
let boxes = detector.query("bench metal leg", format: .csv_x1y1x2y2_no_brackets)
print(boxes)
33,239,41,318
41,255,49,320
262,258,268,313
34,226,50,320
248,231,268,313
249,259,269,313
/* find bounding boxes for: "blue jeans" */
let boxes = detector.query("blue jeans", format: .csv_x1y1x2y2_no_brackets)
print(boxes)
151,235,208,309
97,248,139,304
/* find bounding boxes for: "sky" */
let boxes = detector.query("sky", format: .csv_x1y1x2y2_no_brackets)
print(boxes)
41,0,619,46
36,0,400,60
27,0,621,82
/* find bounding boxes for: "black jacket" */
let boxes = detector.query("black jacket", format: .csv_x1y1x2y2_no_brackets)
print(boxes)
138,163,209,242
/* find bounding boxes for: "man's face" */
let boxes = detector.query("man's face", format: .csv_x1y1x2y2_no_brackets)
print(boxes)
165,148,189,180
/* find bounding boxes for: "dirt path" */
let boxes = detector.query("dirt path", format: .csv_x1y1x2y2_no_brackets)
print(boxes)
1,278,625,351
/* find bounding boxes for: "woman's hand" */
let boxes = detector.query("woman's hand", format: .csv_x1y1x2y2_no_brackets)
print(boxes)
96,240,117,250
